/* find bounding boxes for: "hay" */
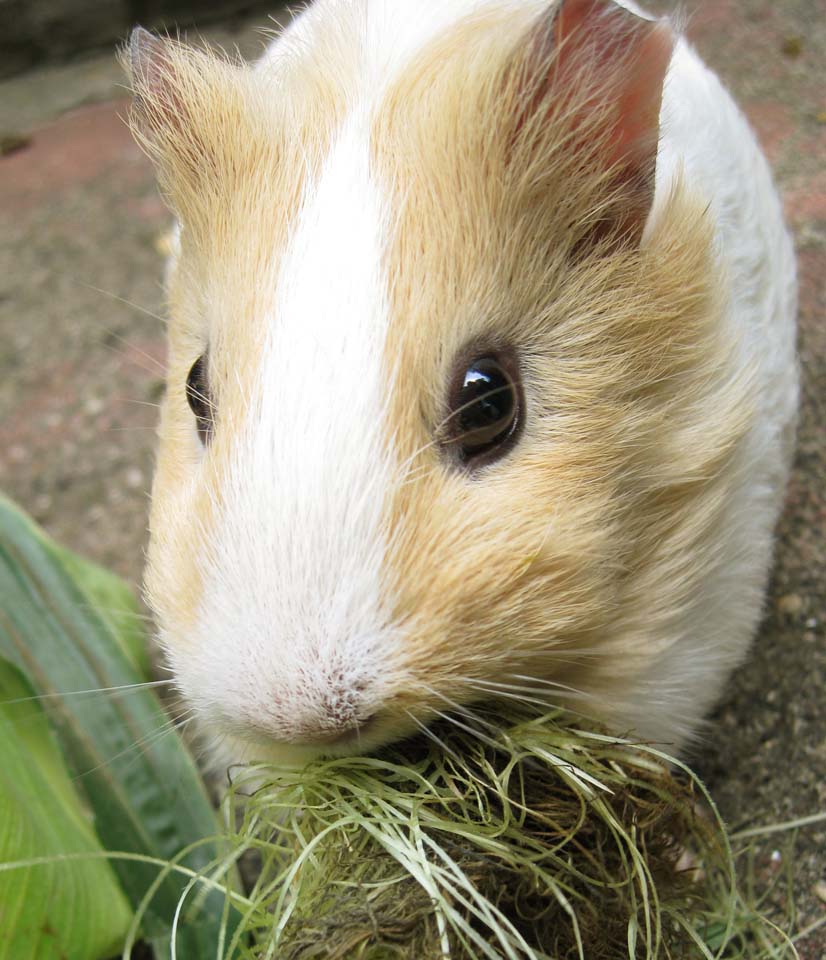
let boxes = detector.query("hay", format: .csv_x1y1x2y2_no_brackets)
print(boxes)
217,709,797,959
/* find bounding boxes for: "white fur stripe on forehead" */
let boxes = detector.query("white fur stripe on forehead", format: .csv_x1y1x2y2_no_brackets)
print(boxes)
184,116,400,737
266,0,529,82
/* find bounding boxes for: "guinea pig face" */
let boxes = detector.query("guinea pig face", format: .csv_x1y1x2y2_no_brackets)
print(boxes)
132,1,744,764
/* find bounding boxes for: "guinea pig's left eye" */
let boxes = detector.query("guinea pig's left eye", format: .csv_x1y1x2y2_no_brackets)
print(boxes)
185,355,213,445
444,351,522,468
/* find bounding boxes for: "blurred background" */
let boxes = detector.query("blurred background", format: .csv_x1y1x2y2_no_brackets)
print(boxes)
0,0,286,78
0,0,824,953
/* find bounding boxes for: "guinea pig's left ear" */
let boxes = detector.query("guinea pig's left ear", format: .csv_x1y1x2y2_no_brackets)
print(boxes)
125,27,192,151
517,0,675,247
123,27,241,217
129,26,167,97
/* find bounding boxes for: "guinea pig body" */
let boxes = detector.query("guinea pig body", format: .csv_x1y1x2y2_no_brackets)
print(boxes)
129,0,797,766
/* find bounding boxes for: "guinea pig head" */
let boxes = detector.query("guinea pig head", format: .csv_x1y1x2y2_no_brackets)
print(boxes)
129,1,747,764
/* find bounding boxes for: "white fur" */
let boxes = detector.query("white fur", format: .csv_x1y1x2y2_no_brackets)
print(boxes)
260,0,504,84
622,37,798,742
173,114,403,752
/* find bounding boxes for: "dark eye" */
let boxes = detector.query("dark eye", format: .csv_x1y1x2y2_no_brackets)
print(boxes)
185,355,213,445
444,352,522,468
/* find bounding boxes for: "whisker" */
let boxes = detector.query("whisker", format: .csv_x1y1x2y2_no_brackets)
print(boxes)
96,713,198,781
1,678,173,706
395,433,442,478
482,676,590,702
79,282,167,327
105,426,159,433
429,706,505,753
465,680,556,711
404,708,464,767
74,284,169,379
72,711,196,782
395,381,521,481
507,673,600,699
100,341,165,379
124,398,164,411
420,686,506,752
185,380,216,414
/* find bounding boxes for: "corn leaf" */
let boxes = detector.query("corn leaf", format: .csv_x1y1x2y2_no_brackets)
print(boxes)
0,657,133,959
0,495,240,957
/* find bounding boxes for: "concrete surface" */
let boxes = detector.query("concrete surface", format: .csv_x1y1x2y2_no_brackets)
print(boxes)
0,1,823,954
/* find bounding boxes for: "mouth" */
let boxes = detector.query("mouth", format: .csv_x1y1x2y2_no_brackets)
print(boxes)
210,710,400,767
288,713,380,750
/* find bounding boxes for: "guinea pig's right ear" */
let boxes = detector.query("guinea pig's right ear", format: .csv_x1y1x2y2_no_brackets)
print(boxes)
512,0,675,249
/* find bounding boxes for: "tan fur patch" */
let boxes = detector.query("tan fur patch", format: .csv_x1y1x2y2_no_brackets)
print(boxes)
370,8,754,728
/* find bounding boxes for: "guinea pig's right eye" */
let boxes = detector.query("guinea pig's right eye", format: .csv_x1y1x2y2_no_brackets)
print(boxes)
185,355,213,445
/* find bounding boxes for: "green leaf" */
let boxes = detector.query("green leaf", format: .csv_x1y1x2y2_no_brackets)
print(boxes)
50,541,150,679
0,495,240,957
0,657,132,960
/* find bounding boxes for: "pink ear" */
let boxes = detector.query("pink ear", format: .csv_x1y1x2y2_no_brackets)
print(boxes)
128,27,184,131
129,26,167,90
524,0,675,245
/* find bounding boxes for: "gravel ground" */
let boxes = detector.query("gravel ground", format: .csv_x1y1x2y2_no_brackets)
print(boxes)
0,1,823,953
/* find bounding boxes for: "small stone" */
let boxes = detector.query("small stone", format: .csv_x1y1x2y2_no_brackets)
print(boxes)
146,378,166,403
805,617,819,629
85,396,105,416
776,593,803,616
814,880,826,903
0,133,30,157
781,36,803,58
125,467,144,490
154,228,177,257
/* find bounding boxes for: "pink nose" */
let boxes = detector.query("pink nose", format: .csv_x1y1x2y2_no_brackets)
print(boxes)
283,686,377,746
291,715,375,746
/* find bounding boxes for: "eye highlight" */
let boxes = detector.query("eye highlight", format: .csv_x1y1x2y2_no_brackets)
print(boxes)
185,355,213,445
444,350,522,469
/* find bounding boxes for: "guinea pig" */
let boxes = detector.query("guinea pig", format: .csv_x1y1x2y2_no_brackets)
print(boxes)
125,0,798,767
